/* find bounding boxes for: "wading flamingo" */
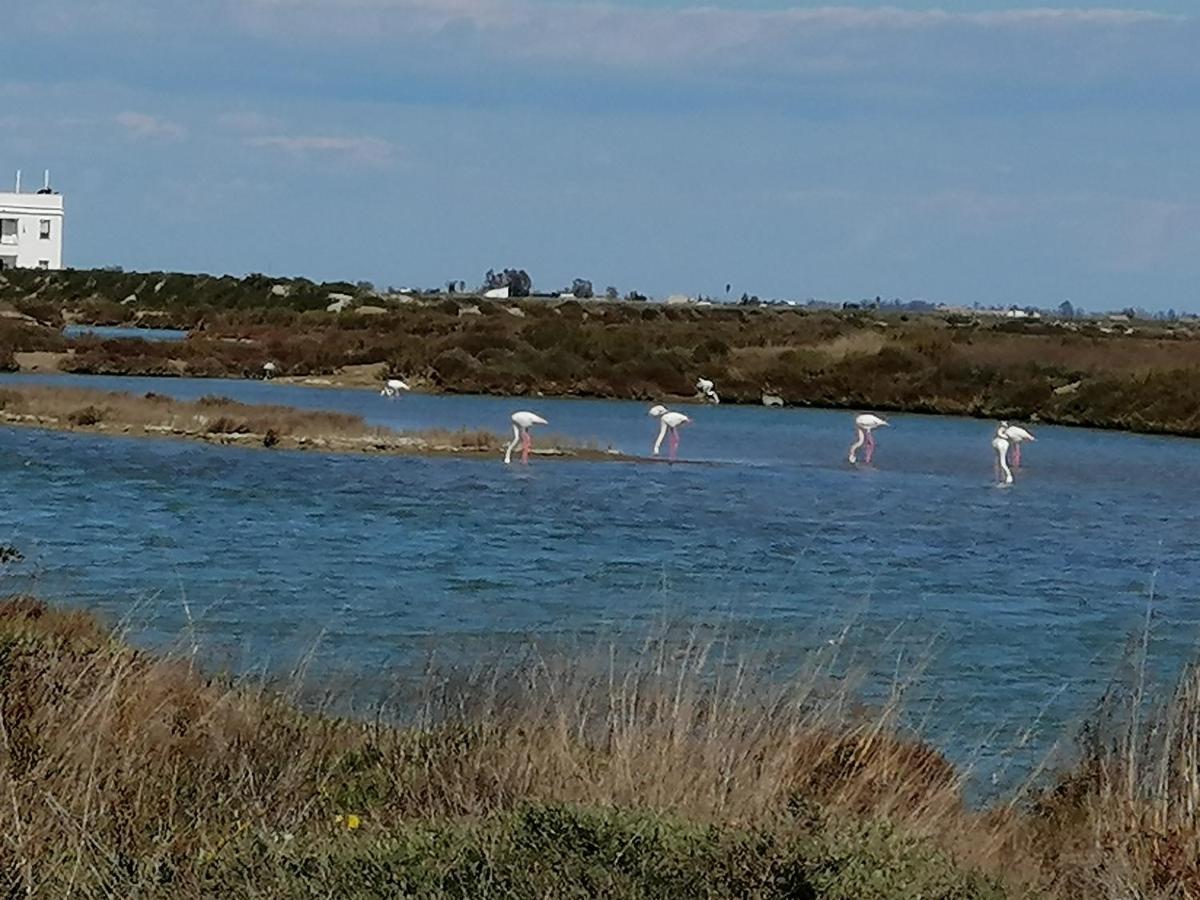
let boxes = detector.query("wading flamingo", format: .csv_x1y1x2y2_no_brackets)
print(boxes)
696,378,720,405
993,431,1014,485
380,378,410,398
848,414,888,464
999,422,1035,467
650,406,690,460
505,411,548,465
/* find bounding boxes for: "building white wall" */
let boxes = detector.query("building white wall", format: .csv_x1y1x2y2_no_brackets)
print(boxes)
0,191,65,271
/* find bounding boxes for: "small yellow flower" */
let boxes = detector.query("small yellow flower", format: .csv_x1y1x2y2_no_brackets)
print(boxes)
335,813,362,830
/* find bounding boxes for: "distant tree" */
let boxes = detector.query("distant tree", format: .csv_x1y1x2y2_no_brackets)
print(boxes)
625,290,647,302
446,279,459,294
571,278,594,299
604,285,618,300
355,280,376,294
1168,308,1178,321
483,268,533,297
1058,300,1075,319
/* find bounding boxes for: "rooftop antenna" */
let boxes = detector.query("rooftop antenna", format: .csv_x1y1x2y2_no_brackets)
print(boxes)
43,170,50,191
14,170,20,193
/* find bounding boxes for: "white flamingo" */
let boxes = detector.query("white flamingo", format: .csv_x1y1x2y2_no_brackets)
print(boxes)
993,430,1014,485
998,422,1035,467
262,361,277,380
848,414,888,464
649,405,690,460
696,378,720,405
380,378,410,398
505,411,548,465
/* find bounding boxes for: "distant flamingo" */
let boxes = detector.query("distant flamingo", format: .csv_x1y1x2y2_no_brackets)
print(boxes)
505,411,548,465
999,422,1035,467
696,378,720,405
848,414,888,464
262,361,277,380
993,430,1014,485
650,406,690,460
380,378,410,398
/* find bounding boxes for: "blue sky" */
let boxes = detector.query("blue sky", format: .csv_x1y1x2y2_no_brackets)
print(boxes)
5,1,1198,309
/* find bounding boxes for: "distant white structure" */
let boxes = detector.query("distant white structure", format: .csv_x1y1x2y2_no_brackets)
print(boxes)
483,285,510,300
0,170,64,271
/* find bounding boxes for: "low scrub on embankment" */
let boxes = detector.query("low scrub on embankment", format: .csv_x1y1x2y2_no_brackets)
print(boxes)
4,268,1200,435
0,599,1197,897
0,385,604,460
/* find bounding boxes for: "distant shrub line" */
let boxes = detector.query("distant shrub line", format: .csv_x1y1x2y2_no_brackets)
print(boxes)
4,268,1200,436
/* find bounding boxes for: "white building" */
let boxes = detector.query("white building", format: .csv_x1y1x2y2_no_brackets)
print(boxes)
0,170,64,271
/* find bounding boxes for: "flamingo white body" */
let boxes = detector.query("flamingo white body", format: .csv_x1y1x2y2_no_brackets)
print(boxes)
998,422,1035,467
651,409,690,460
696,378,720,405
262,361,277,380
992,434,1014,485
505,411,548,465
380,378,410,398
848,414,888,464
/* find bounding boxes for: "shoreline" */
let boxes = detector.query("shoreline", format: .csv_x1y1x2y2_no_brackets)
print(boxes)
0,384,636,463
10,363,1200,443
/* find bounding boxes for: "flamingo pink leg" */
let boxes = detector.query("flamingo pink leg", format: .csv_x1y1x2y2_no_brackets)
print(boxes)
669,429,680,461
521,429,531,465
1012,443,1021,468
864,430,875,464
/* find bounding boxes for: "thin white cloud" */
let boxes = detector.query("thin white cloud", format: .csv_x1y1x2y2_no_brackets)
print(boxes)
230,1,1186,67
247,134,396,166
217,111,283,134
115,111,185,141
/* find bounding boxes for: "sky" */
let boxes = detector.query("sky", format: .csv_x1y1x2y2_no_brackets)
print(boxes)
4,1,1198,309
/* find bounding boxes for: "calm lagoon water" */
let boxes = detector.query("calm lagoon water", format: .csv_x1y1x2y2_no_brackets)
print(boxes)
62,324,189,342
1,372,1197,793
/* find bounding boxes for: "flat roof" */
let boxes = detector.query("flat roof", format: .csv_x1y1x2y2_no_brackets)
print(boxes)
0,191,64,210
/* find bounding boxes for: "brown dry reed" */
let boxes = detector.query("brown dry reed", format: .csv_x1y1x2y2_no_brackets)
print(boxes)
0,598,1197,897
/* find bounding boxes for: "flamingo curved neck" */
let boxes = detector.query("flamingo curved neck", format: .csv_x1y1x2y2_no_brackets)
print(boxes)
504,423,523,464
653,418,669,455
848,426,867,462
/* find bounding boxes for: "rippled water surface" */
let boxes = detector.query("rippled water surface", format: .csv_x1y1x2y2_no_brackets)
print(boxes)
1,372,1196,792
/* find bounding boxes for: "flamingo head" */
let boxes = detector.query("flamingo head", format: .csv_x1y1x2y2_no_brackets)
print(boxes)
648,404,668,418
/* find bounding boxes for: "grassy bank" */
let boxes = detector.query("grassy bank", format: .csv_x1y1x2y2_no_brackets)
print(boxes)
0,598,1196,897
0,385,617,461
4,268,1200,436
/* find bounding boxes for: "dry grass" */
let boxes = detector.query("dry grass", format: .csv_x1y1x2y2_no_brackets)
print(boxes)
0,598,1004,897
0,596,1197,896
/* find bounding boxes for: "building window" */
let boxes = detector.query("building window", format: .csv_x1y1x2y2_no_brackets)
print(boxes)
37,260,49,270
39,219,51,240
0,219,16,246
